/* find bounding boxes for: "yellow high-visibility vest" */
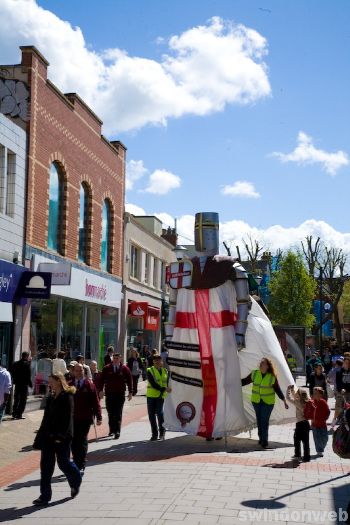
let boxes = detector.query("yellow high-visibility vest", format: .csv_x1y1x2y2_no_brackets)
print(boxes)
146,367,168,399
251,369,276,405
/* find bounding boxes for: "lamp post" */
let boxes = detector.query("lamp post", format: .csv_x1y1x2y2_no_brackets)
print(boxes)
173,244,187,261
319,266,323,355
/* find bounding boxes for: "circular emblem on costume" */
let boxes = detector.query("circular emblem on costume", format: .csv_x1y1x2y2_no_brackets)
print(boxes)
176,402,196,427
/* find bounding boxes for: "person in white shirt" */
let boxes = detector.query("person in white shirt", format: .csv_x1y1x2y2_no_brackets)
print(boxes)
52,351,68,376
0,361,12,423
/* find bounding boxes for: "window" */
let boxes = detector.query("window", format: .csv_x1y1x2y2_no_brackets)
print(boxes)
0,145,16,217
153,258,159,288
130,245,140,279
48,163,62,252
144,253,150,283
78,183,89,263
101,199,111,272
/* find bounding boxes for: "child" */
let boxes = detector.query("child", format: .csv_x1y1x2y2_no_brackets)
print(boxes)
287,385,311,462
311,386,330,457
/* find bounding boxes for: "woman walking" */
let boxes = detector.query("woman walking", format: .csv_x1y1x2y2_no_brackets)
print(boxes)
127,348,143,396
32,373,81,505
309,364,328,400
242,358,289,448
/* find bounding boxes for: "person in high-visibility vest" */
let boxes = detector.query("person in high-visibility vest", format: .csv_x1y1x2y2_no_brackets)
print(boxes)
286,354,297,373
242,358,289,448
146,355,171,441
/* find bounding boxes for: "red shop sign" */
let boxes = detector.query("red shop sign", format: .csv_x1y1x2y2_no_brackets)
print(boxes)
145,306,160,331
128,301,148,317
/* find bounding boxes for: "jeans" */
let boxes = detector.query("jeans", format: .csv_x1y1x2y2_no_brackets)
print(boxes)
71,420,91,470
12,385,28,418
40,439,81,502
132,375,139,396
252,401,274,445
312,426,328,453
147,397,165,438
294,420,310,459
0,403,5,423
105,393,125,435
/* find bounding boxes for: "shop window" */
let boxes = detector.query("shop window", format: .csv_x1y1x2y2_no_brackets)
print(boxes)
30,298,59,358
0,145,16,217
61,299,83,359
130,245,140,279
48,163,63,252
78,183,89,263
101,199,111,272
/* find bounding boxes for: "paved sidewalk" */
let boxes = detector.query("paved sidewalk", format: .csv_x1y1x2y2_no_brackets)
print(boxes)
0,393,349,525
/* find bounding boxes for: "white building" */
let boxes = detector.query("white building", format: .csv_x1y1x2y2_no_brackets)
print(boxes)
120,213,176,360
0,112,27,366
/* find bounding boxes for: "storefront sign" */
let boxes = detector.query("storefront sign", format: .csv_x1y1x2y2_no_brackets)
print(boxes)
145,306,160,331
0,259,26,303
168,261,193,289
18,271,52,299
33,254,122,308
38,262,72,285
128,302,148,317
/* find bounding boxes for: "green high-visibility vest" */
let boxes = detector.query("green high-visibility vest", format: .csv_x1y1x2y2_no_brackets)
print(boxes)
146,366,168,399
287,356,297,370
251,369,276,405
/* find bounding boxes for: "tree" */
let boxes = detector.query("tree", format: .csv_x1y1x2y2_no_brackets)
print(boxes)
301,235,322,277
340,281,350,324
242,234,265,274
269,251,316,329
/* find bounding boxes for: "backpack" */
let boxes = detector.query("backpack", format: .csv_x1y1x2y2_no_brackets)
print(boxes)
304,400,316,420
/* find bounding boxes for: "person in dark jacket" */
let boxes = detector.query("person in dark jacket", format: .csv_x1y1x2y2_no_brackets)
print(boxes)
104,345,114,366
335,357,350,419
127,348,143,396
69,364,102,473
309,364,328,400
11,351,32,419
32,373,81,506
99,353,132,439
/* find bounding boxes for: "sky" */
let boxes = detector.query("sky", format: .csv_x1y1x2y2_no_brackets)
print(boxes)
1,0,350,253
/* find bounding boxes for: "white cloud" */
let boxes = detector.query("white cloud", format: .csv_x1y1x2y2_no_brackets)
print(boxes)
127,204,350,254
221,181,260,198
272,131,349,176
125,160,148,190
144,169,181,195
0,1,271,134
125,203,146,215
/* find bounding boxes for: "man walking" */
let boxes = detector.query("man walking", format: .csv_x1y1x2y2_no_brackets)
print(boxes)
0,360,12,423
70,363,102,473
99,353,132,439
146,354,171,441
11,351,32,419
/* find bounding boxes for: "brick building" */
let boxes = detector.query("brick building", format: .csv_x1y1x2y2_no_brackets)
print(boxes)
0,46,126,366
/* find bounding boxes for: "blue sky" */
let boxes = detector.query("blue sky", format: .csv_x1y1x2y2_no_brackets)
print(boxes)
1,0,350,250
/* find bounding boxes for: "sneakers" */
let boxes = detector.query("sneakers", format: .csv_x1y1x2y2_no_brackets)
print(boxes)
317,452,324,457
302,457,311,462
114,433,120,440
150,435,158,441
71,487,80,499
292,455,302,460
33,497,49,506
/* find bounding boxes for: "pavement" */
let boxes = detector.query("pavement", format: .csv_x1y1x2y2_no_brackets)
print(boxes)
0,382,350,525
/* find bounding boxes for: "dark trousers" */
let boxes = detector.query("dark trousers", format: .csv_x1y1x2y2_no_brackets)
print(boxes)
312,426,328,453
294,420,310,459
40,440,81,502
147,397,165,437
12,385,28,418
105,393,125,435
252,401,274,445
132,375,139,396
71,420,91,470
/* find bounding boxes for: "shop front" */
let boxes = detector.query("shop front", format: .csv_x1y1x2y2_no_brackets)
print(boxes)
127,300,161,355
31,255,122,364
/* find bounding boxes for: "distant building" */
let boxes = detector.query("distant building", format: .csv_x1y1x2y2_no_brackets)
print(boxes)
120,213,176,360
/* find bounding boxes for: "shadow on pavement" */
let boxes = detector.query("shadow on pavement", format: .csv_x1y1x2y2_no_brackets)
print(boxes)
241,473,350,511
86,434,293,465
262,454,320,469
0,497,71,522
4,475,65,492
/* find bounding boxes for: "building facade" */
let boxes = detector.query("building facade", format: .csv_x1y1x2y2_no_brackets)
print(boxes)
0,46,125,365
0,111,27,367
120,214,176,360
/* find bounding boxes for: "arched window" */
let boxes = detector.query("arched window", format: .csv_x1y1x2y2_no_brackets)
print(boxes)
101,200,111,272
47,163,62,252
78,183,89,263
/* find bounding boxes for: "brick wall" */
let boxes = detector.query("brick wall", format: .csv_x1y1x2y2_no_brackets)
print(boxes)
13,46,125,279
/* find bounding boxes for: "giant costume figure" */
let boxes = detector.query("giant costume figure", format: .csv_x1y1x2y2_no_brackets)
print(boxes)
164,212,294,439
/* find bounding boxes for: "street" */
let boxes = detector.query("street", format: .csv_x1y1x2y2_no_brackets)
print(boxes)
0,386,349,525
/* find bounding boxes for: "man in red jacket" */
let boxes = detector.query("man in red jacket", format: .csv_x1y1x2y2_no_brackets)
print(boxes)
311,386,330,457
70,363,102,473
99,353,132,439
